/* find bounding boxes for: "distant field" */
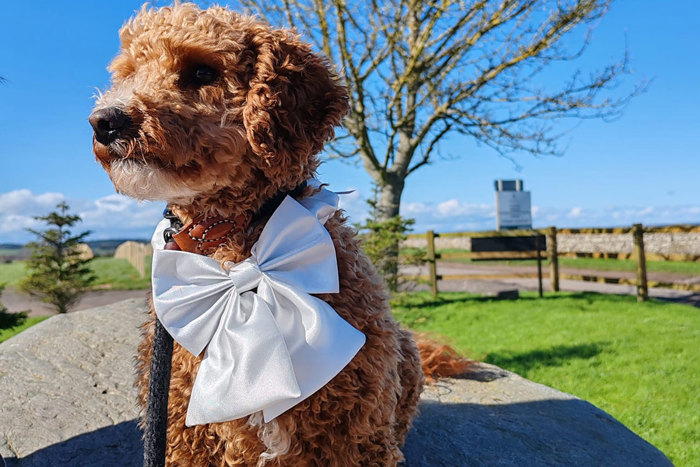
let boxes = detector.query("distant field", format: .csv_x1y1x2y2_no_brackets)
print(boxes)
0,261,27,287
0,248,30,261
0,257,151,290
557,256,700,275
0,240,149,262
91,257,152,290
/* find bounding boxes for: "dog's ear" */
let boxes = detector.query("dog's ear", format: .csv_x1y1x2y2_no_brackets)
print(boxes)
243,27,349,183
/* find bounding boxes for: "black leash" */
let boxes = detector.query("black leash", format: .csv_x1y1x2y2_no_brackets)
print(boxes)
143,319,173,467
143,181,307,466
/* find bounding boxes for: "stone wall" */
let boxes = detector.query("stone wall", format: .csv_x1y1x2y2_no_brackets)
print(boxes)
405,231,700,259
558,232,700,257
404,236,471,250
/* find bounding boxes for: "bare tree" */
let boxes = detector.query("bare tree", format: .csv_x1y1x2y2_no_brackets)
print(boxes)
235,0,639,220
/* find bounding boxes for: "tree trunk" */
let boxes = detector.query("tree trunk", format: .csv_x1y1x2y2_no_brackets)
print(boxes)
374,174,404,291
376,173,405,222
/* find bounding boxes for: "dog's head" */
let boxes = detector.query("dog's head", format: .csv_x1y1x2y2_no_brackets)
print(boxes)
90,3,348,207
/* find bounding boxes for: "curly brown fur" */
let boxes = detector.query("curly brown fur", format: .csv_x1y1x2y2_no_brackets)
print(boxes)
95,3,428,465
415,334,474,382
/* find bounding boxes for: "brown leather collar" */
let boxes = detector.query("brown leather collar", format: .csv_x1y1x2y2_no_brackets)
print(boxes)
163,182,308,255
169,213,251,255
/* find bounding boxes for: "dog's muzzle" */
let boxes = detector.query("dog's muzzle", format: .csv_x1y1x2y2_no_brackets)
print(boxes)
89,107,132,146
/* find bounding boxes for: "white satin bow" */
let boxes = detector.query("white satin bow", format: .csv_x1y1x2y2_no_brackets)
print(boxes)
151,185,365,426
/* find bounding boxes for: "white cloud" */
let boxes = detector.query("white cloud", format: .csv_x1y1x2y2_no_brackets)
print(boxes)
436,199,461,217
2,187,698,244
638,206,654,216
568,206,582,218
533,204,700,230
0,189,64,216
406,200,700,233
78,194,164,237
0,189,67,237
0,214,42,235
0,189,163,243
336,187,369,224
403,202,429,215
436,199,493,218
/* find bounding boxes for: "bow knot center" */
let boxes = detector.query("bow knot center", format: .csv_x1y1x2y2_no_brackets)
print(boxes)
226,258,263,293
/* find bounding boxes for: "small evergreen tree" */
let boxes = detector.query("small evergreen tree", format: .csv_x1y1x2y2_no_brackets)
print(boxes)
20,202,96,313
356,187,423,293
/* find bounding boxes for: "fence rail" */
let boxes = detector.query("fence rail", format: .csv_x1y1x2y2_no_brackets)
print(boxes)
417,222,700,301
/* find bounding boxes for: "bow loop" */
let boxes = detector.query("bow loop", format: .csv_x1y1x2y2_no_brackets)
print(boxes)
151,183,365,426
254,196,339,294
152,250,238,357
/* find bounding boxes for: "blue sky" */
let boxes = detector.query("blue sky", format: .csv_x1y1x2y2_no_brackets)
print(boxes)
1,1,698,243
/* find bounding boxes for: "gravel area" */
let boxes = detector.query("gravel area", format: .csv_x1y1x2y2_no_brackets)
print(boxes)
1,288,149,317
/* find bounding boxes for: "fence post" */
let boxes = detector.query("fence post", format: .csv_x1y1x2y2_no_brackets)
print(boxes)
426,230,438,297
535,235,543,298
547,226,560,292
632,223,649,302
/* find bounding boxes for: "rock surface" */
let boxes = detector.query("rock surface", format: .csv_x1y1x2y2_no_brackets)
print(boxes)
0,299,145,466
0,299,671,466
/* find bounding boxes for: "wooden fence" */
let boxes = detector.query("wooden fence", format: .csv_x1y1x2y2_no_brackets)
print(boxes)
416,223,700,301
114,241,153,278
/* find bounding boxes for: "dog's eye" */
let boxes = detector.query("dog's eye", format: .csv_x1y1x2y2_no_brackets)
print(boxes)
181,64,219,88
194,65,217,85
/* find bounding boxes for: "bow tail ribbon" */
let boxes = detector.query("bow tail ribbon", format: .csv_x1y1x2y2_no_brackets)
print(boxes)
256,279,365,422
185,291,302,426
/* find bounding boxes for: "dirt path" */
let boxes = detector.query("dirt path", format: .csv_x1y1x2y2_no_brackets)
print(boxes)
432,261,698,284
2,287,149,317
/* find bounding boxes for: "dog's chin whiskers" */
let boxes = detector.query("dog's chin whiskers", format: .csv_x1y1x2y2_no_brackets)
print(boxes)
109,158,200,202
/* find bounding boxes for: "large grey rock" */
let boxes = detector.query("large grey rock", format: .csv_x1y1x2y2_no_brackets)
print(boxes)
0,300,671,466
405,368,671,466
0,299,145,466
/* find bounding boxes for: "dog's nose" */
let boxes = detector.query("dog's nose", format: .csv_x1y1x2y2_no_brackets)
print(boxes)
89,107,131,145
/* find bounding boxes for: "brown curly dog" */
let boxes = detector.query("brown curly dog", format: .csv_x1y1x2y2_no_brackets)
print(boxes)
90,3,468,465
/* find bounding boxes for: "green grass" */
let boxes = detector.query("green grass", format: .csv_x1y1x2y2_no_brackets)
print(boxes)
429,248,700,275
392,292,700,466
0,315,49,343
90,257,152,290
0,257,151,290
0,261,27,287
0,255,150,342
557,257,700,275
